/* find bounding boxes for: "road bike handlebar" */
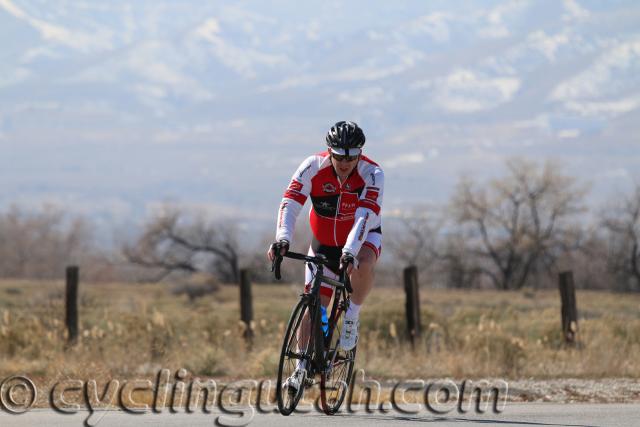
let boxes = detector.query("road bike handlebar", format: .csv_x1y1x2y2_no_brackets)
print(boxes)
271,250,350,290
271,250,330,280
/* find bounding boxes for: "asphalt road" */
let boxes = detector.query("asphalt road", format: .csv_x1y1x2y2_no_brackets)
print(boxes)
0,404,639,427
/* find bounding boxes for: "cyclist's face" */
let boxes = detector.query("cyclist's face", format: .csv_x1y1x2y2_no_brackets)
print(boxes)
330,152,359,178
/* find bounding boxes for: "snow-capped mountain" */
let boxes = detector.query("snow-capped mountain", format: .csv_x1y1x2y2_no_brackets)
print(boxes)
1,0,639,239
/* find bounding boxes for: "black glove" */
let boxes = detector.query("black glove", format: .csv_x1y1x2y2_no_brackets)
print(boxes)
270,239,290,257
339,251,358,271
270,240,289,280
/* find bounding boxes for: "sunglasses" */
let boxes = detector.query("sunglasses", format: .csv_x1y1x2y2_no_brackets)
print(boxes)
331,153,359,162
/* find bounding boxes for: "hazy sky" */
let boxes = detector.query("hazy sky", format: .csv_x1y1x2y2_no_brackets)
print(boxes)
1,0,639,241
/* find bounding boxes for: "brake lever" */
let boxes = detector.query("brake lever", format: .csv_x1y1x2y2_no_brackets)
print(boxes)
272,255,283,280
340,269,353,293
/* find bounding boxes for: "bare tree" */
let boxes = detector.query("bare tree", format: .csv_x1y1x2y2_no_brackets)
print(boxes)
385,205,482,288
450,158,586,290
0,205,94,279
439,231,483,289
601,183,640,292
560,227,614,290
123,207,241,283
385,204,441,272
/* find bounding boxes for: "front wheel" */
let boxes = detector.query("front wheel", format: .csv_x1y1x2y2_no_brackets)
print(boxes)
276,298,310,415
320,300,357,415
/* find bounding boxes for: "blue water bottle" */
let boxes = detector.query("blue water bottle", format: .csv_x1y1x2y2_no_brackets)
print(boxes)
320,306,329,336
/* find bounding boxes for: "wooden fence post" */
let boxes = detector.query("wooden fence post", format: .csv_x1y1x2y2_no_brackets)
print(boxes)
403,265,421,348
65,266,79,345
558,271,578,344
240,268,254,346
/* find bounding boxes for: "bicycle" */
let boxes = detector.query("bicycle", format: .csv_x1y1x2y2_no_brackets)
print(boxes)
272,250,357,415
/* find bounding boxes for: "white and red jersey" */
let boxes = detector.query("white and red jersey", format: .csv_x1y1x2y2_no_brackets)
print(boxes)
275,151,384,257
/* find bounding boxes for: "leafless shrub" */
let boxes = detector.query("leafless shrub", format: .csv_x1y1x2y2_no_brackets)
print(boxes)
170,273,220,302
0,205,96,279
123,206,241,283
601,183,640,292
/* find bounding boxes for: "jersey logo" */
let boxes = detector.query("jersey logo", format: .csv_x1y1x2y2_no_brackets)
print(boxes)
365,189,379,202
323,183,336,193
278,201,288,227
357,212,370,241
338,193,359,219
370,172,376,186
288,180,303,192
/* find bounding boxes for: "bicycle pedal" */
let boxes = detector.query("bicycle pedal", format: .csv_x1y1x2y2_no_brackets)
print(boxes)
303,377,316,388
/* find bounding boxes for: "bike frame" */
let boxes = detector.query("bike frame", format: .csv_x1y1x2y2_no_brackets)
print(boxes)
273,249,356,415
311,261,350,371
273,251,351,374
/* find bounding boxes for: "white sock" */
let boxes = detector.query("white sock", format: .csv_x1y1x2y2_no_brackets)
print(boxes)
346,302,361,319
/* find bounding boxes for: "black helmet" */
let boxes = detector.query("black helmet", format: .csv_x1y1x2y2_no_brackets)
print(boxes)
326,121,365,155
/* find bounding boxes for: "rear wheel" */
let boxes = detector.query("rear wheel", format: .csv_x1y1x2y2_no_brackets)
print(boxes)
320,296,357,414
276,298,311,415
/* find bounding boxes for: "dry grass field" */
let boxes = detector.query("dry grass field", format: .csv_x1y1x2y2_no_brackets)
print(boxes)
1,277,639,391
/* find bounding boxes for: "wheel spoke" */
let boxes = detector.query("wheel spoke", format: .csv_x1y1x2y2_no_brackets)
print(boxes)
320,297,356,414
277,299,312,415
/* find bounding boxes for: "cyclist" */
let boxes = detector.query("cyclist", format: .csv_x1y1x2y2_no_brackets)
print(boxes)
267,121,384,393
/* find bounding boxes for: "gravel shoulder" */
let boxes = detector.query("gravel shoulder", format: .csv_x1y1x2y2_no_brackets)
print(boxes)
505,378,640,403
371,377,640,404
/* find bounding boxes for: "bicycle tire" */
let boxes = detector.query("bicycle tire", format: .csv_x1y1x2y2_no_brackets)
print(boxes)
320,292,357,415
276,298,311,415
